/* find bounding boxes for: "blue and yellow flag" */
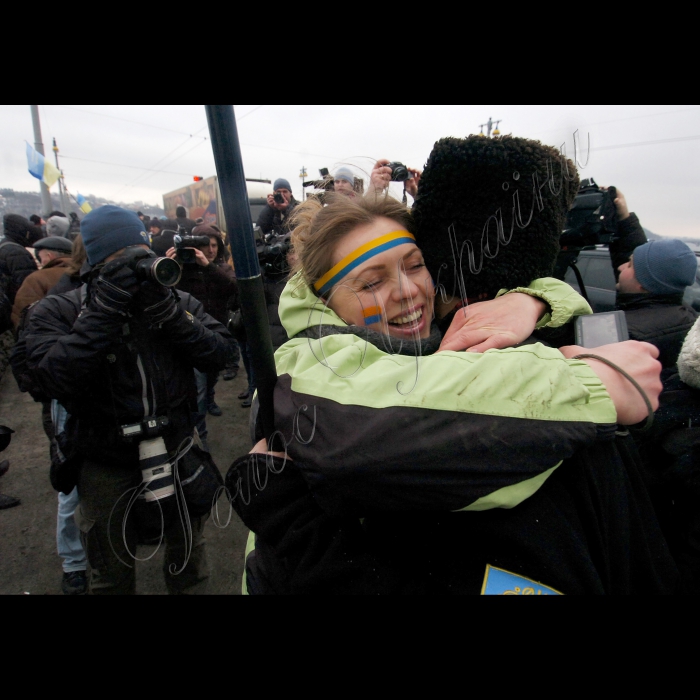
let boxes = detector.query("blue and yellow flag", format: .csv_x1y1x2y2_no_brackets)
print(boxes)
26,142,61,188
76,193,92,214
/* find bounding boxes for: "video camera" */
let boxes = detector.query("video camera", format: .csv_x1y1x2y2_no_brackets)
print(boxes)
174,224,211,265
256,231,291,277
560,179,618,249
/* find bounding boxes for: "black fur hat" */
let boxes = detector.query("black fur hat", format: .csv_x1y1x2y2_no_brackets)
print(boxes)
413,135,579,300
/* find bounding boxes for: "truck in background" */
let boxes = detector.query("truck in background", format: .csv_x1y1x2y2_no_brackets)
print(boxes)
163,176,271,233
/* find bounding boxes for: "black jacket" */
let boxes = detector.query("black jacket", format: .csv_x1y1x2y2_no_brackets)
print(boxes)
256,199,299,236
24,283,233,464
634,371,700,593
609,212,648,278
609,212,697,367
617,293,697,368
0,239,38,331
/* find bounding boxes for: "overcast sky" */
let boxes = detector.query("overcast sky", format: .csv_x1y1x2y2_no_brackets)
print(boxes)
2,105,699,238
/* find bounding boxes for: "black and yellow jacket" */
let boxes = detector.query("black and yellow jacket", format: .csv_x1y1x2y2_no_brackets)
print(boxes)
231,275,679,594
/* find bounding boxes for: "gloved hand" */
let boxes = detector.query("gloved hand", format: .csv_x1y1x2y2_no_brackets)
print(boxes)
137,282,180,325
90,258,140,316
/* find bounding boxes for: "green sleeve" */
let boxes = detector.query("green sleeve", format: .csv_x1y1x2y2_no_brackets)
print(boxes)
497,277,592,329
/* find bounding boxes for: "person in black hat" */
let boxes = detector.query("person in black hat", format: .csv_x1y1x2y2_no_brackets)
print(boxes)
0,214,42,333
22,205,234,595
174,206,196,234
11,236,74,328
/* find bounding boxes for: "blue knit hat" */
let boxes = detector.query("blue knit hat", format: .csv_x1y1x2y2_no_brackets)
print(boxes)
81,206,150,265
633,239,698,295
334,167,355,185
273,178,292,192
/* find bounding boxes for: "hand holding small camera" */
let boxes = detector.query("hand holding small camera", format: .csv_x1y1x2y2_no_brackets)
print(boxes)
166,246,209,267
267,192,290,211
370,159,393,192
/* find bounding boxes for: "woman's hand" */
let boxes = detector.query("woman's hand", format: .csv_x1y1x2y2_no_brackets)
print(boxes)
560,341,662,425
438,293,547,353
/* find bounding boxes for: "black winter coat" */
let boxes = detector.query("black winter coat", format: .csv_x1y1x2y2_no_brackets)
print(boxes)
0,240,38,331
617,293,697,368
24,284,233,464
256,199,299,236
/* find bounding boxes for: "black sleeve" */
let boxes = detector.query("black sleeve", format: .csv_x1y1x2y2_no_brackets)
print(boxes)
24,293,127,404
228,454,409,594
609,213,647,280
165,292,235,373
256,205,275,235
7,247,38,294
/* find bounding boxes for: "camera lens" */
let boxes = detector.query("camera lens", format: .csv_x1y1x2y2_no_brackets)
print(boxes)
151,258,182,287
134,257,182,287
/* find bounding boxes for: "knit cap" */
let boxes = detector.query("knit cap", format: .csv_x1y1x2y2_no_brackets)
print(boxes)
632,239,697,295
46,215,71,238
334,167,355,185
273,178,292,192
81,205,150,265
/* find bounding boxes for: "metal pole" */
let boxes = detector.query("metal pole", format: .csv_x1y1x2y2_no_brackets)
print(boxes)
53,138,69,214
204,105,277,439
30,105,53,217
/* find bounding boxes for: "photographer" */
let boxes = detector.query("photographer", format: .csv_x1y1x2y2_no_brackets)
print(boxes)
165,225,238,441
23,206,233,595
257,178,299,236
0,214,42,332
608,190,698,368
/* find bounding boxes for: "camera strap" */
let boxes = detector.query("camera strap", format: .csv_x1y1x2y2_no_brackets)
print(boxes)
568,260,590,303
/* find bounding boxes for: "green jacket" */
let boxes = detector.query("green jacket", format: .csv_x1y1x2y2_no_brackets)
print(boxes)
271,275,616,516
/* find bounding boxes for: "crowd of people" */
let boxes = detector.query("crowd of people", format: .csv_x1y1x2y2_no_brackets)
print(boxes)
1,134,699,595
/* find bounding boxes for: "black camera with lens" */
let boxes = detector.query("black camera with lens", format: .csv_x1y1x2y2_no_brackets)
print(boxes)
120,415,170,441
256,232,291,277
273,192,285,204
386,162,413,182
560,179,618,249
120,246,182,287
174,228,211,265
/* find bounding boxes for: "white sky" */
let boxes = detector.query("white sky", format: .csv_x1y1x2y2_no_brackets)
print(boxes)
2,105,699,238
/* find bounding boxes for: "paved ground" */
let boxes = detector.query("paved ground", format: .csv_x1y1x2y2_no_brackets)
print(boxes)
0,363,252,595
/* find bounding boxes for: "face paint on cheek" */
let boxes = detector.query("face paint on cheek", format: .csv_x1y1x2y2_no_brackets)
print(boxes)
363,305,383,326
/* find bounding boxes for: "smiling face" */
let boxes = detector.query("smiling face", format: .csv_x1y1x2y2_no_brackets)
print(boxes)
324,216,434,339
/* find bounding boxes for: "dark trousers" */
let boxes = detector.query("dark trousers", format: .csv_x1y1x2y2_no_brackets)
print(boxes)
75,457,209,595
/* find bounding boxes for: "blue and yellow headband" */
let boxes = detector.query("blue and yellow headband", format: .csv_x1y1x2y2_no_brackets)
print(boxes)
314,230,416,297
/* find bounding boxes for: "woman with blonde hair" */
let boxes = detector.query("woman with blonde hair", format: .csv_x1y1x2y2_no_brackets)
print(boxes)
229,136,677,595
